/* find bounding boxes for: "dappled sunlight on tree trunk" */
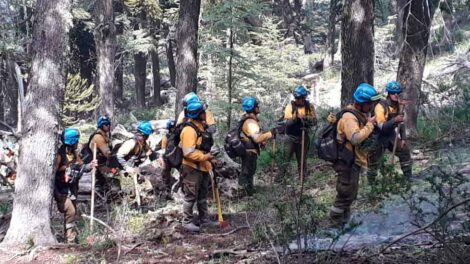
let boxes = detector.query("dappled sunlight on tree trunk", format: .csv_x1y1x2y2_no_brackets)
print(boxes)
341,0,375,106
94,0,116,118
397,0,438,138
175,0,201,117
0,0,72,249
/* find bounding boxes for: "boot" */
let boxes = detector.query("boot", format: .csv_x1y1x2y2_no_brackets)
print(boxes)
65,228,77,243
329,206,349,227
199,217,219,228
183,222,200,232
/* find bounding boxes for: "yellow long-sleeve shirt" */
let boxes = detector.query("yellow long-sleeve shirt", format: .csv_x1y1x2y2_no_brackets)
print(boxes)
241,114,273,154
374,101,398,127
336,107,374,168
180,119,212,172
283,101,317,121
176,110,216,126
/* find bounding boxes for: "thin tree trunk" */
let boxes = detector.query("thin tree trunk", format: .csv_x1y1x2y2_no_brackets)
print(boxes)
340,0,375,107
227,27,234,129
164,23,176,88
94,0,116,117
167,37,176,88
175,0,201,117
114,52,124,102
152,49,162,106
397,0,437,137
0,0,71,249
0,62,4,121
325,0,339,67
134,52,147,108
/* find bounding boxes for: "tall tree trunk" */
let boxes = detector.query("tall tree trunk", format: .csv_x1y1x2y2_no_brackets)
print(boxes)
324,0,339,67
134,52,147,108
167,37,176,88
152,50,162,106
94,0,116,117
340,0,375,107
4,58,18,127
0,0,71,249
151,20,162,106
227,27,234,128
114,52,124,102
0,62,4,122
175,0,201,117
164,24,176,88
440,0,454,48
397,0,437,137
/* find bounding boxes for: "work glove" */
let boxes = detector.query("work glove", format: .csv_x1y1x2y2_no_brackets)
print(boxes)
327,113,337,123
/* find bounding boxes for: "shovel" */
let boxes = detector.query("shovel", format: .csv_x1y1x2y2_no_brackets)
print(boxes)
210,170,229,228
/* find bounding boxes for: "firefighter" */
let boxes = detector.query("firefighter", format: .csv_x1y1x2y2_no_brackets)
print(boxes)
329,83,381,225
367,81,412,185
54,128,96,243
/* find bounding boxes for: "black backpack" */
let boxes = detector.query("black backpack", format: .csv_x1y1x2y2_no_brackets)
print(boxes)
316,109,365,166
164,122,210,168
224,116,254,159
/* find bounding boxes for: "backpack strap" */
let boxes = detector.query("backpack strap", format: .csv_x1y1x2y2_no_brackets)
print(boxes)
184,121,203,138
338,108,367,127
378,100,389,118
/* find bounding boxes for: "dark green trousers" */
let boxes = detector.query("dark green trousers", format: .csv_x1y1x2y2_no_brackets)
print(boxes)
239,151,258,196
330,161,361,223
367,138,412,185
181,165,209,224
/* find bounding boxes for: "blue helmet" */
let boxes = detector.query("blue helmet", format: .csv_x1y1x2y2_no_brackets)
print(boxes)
63,127,80,146
353,83,382,103
186,101,205,119
242,96,258,112
183,92,201,107
97,116,111,128
137,121,154,136
386,81,402,94
166,119,175,130
293,85,309,98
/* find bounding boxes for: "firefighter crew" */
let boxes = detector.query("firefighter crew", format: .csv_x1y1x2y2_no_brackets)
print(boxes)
54,128,96,243
367,81,412,185
89,116,113,191
180,101,216,232
115,121,158,173
282,85,317,179
176,92,217,134
239,96,275,196
329,83,381,225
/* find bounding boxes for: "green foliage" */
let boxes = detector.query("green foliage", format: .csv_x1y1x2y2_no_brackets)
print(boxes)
62,74,101,125
124,0,162,21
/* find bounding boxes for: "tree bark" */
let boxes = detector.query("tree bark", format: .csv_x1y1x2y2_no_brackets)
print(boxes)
340,0,375,107
397,0,437,137
0,61,4,121
175,0,201,116
164,24,176,88
114,52,124,102
94,0,116,117
4,58,18,127
152,49,162,106
324,0,339,67
0,0,71,249
134,52,147,108
227,27,234,128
